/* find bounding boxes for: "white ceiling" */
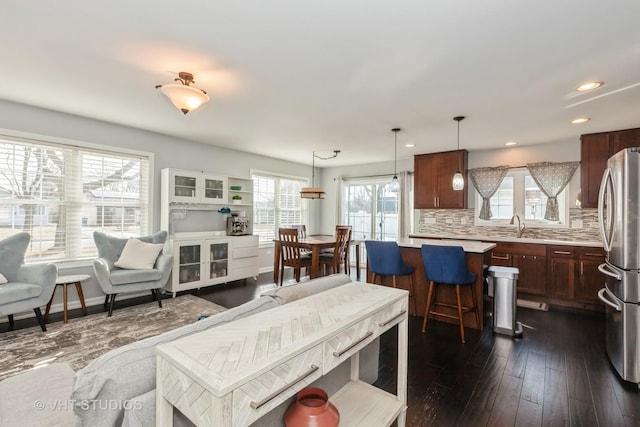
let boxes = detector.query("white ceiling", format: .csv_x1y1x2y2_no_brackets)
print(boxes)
2,1,640,167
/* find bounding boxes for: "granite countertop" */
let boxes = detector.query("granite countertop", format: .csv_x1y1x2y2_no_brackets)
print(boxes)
398,237,496,254
408,233,603,248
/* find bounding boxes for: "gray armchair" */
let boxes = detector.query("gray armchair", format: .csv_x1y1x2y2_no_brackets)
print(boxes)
93,231,173,316
0,232,57,332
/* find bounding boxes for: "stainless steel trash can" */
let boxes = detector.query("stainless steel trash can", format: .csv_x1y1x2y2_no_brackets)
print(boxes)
487,266,523,337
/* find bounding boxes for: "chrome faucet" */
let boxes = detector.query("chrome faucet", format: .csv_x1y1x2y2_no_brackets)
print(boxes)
510,214,526,238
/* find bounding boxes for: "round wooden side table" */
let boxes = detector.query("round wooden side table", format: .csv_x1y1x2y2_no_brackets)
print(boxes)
44,274,90,323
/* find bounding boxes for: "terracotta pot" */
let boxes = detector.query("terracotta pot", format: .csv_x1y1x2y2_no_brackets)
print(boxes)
284,387,339,427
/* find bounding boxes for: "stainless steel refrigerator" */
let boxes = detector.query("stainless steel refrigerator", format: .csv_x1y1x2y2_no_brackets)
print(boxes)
597,147,640,386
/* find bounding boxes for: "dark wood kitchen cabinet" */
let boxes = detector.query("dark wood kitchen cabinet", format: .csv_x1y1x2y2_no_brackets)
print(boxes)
414,150,467,209
580,128,640,208
490,241,604,311
547,246,576,299
575,247,605,303
491,242,547,296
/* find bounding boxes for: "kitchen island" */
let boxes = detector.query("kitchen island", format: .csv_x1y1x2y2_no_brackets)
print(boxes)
368,238,495,331
409,233,606,312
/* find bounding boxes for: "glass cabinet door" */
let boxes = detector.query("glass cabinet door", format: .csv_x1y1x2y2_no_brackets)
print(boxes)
171,173,199,202
203,176,225,201
177,244,202,284
207,242,229,280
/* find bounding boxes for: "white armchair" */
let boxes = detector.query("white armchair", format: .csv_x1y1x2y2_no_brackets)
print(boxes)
93,231,173,316
0,232,57,332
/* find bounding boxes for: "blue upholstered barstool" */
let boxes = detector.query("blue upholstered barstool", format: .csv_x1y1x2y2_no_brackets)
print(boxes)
365,240,416,315
421,244,479,343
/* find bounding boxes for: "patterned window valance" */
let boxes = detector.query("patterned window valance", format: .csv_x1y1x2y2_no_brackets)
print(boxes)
469,166,510,220
526,161,579,221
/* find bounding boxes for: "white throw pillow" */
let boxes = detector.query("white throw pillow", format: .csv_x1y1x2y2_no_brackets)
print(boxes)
114,238,164,270
0,273,7,284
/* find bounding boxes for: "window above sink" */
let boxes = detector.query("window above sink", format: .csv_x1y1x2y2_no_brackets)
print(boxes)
474,168,569,229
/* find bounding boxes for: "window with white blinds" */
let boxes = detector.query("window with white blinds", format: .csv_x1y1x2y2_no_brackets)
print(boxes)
0,135,150,262
252,172,308,244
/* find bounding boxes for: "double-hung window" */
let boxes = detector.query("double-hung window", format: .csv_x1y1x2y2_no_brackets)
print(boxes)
251,171,308,244
475,168,568,227
0,134,151,262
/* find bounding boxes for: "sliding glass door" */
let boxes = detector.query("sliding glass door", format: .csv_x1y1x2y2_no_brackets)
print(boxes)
343,179,399,241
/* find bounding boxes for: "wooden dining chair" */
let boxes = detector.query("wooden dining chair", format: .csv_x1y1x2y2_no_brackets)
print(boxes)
320,225,353,273
291,224,312,256
292,224,307,239
278,227,312,285
319,227,351,275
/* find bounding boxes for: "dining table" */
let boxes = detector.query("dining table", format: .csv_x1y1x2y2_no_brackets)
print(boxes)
273,235,362,284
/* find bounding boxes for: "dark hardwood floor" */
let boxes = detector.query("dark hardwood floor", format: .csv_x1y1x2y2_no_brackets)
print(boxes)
5,268,639,426
375,302,640,427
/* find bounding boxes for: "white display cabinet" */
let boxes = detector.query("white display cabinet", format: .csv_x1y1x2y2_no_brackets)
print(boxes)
160,168,258,296
160,168,254,236
164,169,227,204
166,237,231,296
164,235,258,297
229,235,259,280
228,176,253,208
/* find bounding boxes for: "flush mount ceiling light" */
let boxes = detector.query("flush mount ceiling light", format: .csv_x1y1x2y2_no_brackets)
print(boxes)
571,117,591,124
405,143,415,148
155,72,209,115
505,141,517,146
576,81,603,92
389,128,401,192
452,116,465,191
300,150,340,199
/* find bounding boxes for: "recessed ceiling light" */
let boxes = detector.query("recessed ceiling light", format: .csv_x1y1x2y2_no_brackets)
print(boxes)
505,141,517,146
404,144,415,148
572,117,591,124
576,81,603,92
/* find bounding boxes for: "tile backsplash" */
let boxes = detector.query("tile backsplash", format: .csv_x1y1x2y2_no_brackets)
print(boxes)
415,208,601,242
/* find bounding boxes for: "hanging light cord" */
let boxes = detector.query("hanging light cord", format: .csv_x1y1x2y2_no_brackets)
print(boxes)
394,130,398,176
313,150,341,160
457,120,460,150
310,150,340,186
392,128,401,179
311,151,316,187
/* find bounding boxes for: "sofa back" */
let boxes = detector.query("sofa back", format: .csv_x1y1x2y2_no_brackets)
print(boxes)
72,274,355,426
261,273,353,304
72,295,278,426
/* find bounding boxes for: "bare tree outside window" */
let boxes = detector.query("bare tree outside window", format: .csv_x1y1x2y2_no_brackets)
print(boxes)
0,139,150,261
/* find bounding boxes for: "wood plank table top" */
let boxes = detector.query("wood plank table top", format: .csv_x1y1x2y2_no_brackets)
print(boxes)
157,282,405,394
156,282,409,427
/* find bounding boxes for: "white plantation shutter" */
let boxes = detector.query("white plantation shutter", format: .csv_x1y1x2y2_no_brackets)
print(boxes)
0,135,150,262
252,172,308,244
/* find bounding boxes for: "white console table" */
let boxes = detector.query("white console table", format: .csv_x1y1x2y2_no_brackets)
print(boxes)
156,282,409,426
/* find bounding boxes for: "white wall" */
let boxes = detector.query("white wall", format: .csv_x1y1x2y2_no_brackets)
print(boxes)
0,99,314,312
0,99,314,231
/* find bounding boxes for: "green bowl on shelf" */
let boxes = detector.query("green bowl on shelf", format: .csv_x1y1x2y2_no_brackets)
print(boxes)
230,186,242,191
